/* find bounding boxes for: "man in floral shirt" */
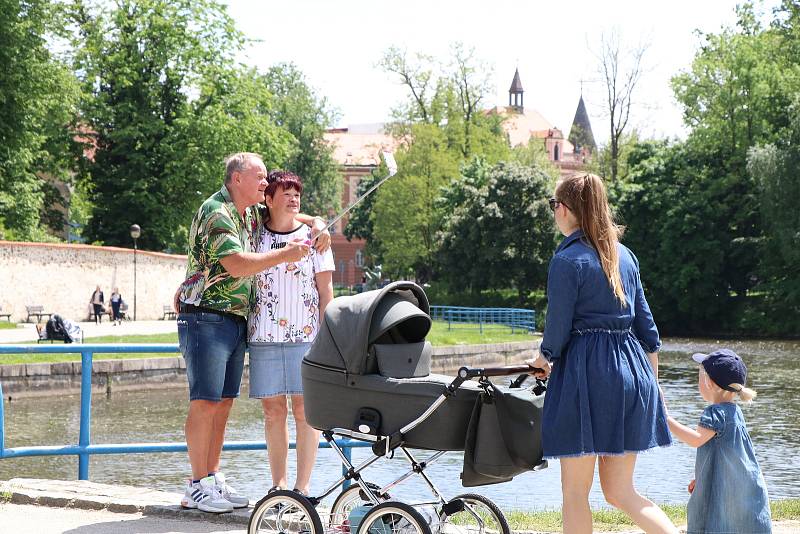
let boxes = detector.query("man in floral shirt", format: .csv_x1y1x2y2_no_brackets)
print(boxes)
176,152,329,513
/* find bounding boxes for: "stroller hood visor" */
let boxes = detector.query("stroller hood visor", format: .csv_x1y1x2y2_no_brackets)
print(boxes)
304,281,431,375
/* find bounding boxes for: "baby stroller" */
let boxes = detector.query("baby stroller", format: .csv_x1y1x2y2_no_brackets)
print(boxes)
248,282,547,534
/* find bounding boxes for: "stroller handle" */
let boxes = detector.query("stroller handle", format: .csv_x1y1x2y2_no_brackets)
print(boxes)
458,364,542,379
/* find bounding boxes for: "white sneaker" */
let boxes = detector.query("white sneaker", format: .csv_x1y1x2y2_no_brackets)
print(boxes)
181,476,234,513
214,472,249,508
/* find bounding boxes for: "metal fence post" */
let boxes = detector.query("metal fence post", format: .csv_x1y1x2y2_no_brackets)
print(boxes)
342,439,352,489
0,378,5,458
78,349,93,480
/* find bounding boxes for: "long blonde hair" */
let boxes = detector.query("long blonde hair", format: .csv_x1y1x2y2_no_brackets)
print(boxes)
556,173,627,306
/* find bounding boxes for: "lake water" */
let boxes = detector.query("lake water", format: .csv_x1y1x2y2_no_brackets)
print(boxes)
1,338,798,511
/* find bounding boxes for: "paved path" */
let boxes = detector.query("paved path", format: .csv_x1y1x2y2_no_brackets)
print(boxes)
2,478,799,534
0,320,177,344
0,503,248,534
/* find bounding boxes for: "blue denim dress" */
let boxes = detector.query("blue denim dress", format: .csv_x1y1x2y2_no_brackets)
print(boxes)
687,403,771,534
540,230,671,457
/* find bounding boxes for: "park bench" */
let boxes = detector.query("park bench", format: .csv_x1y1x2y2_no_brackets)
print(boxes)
0,305,10,322
35,321,84,344
88,308,110,322
26,305,53,323
162,305,176,320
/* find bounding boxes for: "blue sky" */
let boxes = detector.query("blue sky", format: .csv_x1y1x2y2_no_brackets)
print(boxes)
224,0,779,144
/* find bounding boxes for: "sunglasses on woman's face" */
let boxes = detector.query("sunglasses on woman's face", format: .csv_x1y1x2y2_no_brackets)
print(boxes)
548,197,562,211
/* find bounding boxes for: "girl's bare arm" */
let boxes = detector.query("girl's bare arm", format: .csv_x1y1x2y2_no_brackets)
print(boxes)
667,416,716,448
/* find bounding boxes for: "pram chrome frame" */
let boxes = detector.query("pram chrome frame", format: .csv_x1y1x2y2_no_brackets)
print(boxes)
299,364,542,505
249,364,544,534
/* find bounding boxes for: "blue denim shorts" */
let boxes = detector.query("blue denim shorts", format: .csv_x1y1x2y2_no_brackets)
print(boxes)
178,312,247,401
248,342,310,398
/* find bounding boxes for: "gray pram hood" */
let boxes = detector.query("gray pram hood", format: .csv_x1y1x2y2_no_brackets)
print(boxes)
305,281,431,375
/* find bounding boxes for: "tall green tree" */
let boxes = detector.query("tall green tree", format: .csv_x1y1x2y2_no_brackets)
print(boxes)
162,66,295,250
617,141,741,333
644,3,800,331
357,44,509,279
371,124,460,282
746,96,800,333
437,160,556,305
263,63,340,216
71,0,294,251
0,0,81,240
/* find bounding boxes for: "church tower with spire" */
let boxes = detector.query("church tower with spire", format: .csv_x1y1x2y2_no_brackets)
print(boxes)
568,93,596,159
509,68,523,111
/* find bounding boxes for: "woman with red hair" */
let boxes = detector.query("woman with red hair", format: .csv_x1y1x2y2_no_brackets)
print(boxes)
248,170,334,497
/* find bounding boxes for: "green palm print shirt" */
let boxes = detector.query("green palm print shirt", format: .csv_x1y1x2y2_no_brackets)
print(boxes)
178,185,261,317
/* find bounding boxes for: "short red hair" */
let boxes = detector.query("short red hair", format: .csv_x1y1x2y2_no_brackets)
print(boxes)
265,170,303,198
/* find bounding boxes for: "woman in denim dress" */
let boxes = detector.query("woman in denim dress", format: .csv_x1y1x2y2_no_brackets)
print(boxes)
528,173,676,534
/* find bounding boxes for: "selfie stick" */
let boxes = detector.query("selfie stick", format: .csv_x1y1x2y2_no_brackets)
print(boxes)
309,152,398,241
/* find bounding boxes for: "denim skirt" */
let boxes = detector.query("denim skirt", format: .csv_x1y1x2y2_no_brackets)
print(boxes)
248,342,310,398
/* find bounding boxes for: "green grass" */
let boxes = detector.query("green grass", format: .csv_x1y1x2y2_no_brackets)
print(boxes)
0,322,17,330
427,321,539,346
0,322,537,364
502,499,799,531
0,332,181,364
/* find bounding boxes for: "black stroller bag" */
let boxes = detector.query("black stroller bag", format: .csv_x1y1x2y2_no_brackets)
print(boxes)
461,382,546,487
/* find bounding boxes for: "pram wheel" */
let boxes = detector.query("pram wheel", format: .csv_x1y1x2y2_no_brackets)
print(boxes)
357,501,432,534
439,494,509,534
330,482,389,526
248,489,323,534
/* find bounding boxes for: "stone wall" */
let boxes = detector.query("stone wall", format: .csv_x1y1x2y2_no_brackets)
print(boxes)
0,341,539,398
0,241,186,322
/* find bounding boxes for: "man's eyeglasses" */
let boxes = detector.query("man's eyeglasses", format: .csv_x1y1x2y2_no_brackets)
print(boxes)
548,197,566,211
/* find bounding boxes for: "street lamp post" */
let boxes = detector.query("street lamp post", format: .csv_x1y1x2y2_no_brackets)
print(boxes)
130,224,141,321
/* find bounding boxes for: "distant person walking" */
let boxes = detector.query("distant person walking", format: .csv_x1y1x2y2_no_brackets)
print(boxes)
89,286,104,324
527,173,676,534
174,152,329,514
109,288,123,325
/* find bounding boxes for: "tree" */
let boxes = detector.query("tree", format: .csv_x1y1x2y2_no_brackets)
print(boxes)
343,161,389,266
746,96,800,332
437,160,557,305
379,43,508,161
355,44,509,278
162,67,295,250
0,0,81,240
370,124,460,282
672,6,793,168
70,0,294,251
263,63,340,216
595,30,648,182
617,141,733,333
661,4,800,330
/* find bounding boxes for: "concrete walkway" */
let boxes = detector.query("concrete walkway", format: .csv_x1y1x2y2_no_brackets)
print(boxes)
0,320,177,344
2,478,799,534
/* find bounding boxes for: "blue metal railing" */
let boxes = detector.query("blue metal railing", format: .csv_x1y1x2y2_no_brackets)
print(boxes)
430,306,535,333
0,344,369,482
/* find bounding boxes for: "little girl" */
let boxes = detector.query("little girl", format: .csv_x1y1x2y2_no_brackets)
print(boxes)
667,349,772,534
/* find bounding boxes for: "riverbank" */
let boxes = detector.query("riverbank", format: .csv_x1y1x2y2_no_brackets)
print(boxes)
0,340,538,398
2,478,799,533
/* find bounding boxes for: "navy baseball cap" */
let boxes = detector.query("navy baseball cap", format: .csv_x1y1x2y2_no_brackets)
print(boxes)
692,349,747,391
